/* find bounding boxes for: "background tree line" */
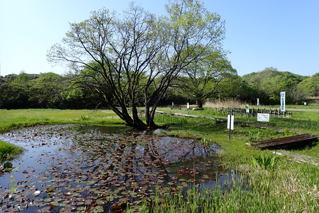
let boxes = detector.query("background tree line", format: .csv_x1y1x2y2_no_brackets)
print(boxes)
239,67,316,105
0,72,99,109
1,67,317,110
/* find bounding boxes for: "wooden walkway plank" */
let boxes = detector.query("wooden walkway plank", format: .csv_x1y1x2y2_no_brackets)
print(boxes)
252,134,319,150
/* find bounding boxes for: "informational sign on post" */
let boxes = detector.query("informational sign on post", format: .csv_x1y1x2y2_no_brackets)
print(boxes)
245,104,249,114
257,113,270,122
187,102,189,109
227,115,234,130
245,104,250,122
280,92,285,112
257,98,259,106
227,114,234,140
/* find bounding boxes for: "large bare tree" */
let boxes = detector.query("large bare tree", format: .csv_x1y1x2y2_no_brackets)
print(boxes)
47,0,225,130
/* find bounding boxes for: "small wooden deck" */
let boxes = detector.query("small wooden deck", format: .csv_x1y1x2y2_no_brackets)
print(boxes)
251,134,319,150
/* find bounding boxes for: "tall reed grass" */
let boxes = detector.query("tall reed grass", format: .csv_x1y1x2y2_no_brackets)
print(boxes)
204,98,250,109
127,158,319,212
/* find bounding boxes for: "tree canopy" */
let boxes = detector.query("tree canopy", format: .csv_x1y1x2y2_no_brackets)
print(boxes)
47,0,226,130
241,67,308,104
297,73,319,97
176,49,237,108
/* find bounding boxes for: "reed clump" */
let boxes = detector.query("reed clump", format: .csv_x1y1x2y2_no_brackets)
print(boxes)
0,140,23,162
204,98,250,109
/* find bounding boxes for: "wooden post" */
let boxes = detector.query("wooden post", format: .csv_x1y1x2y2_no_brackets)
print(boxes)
229,114,231,140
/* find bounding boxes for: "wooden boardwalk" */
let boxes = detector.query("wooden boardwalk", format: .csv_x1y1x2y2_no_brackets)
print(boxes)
251,134,319,150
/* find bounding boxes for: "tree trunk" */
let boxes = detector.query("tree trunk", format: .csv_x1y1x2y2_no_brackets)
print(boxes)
196,99,203,109
144,102,167,130
145,103,158,130
109,104,148,130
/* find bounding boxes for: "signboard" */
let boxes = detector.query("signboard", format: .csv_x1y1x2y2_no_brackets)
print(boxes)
245,104,249,114
187,102,189,109
280,92,285,112
257,98,259,106
257,113,270,122
227,115,234,130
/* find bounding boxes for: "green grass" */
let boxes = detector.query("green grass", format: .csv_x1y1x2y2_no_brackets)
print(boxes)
0,109,125,133
0,140,24,163
158,105,319,133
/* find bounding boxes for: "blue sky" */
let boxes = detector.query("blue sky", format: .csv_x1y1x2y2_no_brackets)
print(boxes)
1,0,318,77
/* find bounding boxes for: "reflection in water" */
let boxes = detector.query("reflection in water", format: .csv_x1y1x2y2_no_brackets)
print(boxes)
76,125,133,134
0,125,231,212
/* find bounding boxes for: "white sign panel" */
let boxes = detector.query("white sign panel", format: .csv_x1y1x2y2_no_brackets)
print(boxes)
280,91,285,112
187,102,189,109
257,113,270,122
227,115,234,130
257,98,259,106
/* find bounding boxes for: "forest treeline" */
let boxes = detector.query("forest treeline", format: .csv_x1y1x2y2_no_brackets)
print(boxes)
0,67,318,109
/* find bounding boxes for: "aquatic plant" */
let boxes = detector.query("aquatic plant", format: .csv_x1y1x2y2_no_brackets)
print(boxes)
252,154,278,170
0,140,23,162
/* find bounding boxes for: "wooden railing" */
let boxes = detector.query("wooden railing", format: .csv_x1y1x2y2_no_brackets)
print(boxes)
216,107,292,117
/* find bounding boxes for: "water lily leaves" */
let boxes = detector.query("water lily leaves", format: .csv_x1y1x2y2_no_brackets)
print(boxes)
0,124,223,212
44,198,51,202
106,196,114,202
93,205,104,212
3,168,12,172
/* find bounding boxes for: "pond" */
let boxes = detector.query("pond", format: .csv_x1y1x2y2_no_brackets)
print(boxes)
0,125,234,212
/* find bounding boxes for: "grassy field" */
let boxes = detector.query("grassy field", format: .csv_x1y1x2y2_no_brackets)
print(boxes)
1,106,319,212
0,108,124,134
158,103,319,134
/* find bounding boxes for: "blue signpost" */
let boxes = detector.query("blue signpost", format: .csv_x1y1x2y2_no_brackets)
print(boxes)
280,92,285,112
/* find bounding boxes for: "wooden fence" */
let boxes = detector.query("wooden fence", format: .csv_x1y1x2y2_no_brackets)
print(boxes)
217,107,292,117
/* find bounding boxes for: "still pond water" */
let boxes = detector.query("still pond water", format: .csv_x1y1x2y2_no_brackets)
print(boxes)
0,125,233,212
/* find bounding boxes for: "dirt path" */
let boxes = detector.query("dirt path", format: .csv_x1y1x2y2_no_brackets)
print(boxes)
274,150,319,166
288,108,319,112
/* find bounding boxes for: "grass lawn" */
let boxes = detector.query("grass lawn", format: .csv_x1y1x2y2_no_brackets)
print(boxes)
0,108,124,134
